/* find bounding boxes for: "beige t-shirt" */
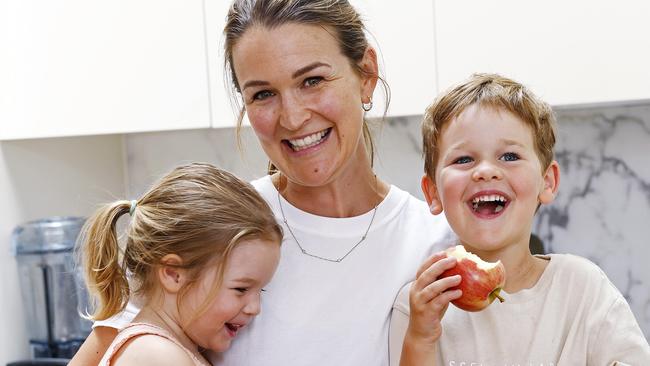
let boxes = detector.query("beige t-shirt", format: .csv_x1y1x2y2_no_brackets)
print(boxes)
390,254,650,366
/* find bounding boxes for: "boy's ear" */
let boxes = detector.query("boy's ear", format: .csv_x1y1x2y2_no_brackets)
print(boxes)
421,175,443,215
539,160,560,204
158,254,187,294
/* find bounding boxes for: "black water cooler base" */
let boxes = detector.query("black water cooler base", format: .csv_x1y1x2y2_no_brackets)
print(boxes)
7,359,69,366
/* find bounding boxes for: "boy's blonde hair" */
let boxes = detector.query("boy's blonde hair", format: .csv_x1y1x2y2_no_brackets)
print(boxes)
422,73,557,180
78,163,282,322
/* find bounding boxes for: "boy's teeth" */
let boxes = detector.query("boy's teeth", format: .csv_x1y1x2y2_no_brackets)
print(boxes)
288,130,327,151
471,194,507,214
472,194,506,203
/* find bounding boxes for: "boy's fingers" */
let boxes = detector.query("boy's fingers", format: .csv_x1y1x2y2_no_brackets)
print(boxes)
413,256,457,292
418,274,461,304
428,289,462,313
415,252,448,278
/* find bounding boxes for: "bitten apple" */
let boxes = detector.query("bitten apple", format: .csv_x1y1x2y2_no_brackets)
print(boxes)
440,245,506,312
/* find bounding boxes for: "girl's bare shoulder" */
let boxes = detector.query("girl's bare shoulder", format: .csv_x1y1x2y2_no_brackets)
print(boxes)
112,334,196,366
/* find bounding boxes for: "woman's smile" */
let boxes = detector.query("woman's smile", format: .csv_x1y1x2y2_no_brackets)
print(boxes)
283,127,332,153
232,22,375,187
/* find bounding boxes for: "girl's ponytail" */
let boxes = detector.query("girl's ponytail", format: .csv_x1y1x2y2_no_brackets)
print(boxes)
79,200,132,320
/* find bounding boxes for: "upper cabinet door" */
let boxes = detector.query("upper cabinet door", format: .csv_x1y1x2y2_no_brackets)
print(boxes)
205,0,239,128
351,0,438,118
205,0,439,123
0,0,211,140
434,0,650,106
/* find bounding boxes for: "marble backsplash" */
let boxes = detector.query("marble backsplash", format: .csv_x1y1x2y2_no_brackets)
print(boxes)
125,102,650,338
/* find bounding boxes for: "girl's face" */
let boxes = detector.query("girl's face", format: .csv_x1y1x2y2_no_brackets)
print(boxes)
423,104,559,254
181,238,280,352
231,22,377,187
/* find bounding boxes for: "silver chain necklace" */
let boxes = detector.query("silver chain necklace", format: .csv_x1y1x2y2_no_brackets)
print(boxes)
276,188,379,263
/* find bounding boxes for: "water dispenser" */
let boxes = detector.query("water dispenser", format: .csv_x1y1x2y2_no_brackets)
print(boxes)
11,216,92,360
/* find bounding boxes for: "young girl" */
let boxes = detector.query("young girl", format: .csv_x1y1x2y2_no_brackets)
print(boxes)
78,163,282,365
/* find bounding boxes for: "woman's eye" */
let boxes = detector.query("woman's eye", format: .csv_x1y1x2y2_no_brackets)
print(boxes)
303,76,323,88
252,90,274,101
501,152,520,162
453,156,472,164
234,287,248,294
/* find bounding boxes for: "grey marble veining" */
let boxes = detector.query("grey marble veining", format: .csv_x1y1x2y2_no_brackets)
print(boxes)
125,116,427,199
125,104,650,339
534,103,650,339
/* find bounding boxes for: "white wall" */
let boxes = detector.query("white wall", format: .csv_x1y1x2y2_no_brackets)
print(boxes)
0,135,125,364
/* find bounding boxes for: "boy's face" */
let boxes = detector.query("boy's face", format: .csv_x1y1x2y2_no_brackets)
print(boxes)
421,104,559,252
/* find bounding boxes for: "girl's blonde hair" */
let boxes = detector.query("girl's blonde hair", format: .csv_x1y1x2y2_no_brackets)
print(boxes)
78,163,282,321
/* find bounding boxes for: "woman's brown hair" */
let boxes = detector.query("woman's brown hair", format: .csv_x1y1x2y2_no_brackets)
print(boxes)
78,162,282,321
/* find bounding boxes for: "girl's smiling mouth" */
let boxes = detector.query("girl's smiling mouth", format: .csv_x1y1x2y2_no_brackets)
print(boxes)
225,322,243,337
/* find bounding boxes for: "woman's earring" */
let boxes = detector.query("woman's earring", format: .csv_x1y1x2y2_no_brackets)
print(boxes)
362,97,373,112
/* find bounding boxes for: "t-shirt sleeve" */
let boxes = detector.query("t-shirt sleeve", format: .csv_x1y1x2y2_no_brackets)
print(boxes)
589,296,650,365
389,282,412,366
92,301,140,330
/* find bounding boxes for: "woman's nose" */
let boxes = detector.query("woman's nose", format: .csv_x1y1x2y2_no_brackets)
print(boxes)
280,93,310,131
471,160,503,181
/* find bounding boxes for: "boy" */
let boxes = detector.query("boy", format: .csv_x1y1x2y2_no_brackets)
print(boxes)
390,74,650,365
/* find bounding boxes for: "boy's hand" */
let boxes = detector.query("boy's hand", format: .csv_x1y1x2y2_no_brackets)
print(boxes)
407,251,462,346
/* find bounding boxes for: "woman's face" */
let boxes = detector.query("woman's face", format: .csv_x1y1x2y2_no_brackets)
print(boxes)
231,23,377,187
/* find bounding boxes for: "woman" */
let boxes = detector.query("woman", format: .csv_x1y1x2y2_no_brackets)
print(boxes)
70,1,453,365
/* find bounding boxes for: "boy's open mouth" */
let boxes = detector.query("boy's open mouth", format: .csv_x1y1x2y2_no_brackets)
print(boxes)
469,194,509,216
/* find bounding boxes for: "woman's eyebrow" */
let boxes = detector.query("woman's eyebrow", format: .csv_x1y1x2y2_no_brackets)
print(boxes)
241,62,330,91
292,62,330,79
242,79,270,91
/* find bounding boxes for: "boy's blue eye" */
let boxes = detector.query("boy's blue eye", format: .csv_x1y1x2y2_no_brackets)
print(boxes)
501,152,520,161
453,156,472,164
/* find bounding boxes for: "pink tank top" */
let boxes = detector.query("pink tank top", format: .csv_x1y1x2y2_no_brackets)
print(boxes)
98,322,211,366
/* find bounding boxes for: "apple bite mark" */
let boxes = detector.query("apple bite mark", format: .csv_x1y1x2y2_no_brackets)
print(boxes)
440,245,506,312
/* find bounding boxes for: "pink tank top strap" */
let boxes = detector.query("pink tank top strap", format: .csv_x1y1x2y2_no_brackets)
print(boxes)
98,322,210,366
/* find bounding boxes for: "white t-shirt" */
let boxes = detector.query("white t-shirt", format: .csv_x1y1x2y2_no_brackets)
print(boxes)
95,176,455,366
390,254,650,366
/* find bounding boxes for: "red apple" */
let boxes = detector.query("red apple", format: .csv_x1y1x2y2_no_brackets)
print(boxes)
439,245,506,312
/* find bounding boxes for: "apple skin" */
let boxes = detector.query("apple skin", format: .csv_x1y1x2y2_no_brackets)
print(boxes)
439,245,506,312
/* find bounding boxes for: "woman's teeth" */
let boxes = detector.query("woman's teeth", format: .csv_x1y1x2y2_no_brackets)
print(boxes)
288,129,328,151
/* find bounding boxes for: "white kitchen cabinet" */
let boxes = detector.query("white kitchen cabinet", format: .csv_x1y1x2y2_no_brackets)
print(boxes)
434,0,650,106
350,0,438,118
204,0,240,128
204,0,439,121
0,0,211,140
